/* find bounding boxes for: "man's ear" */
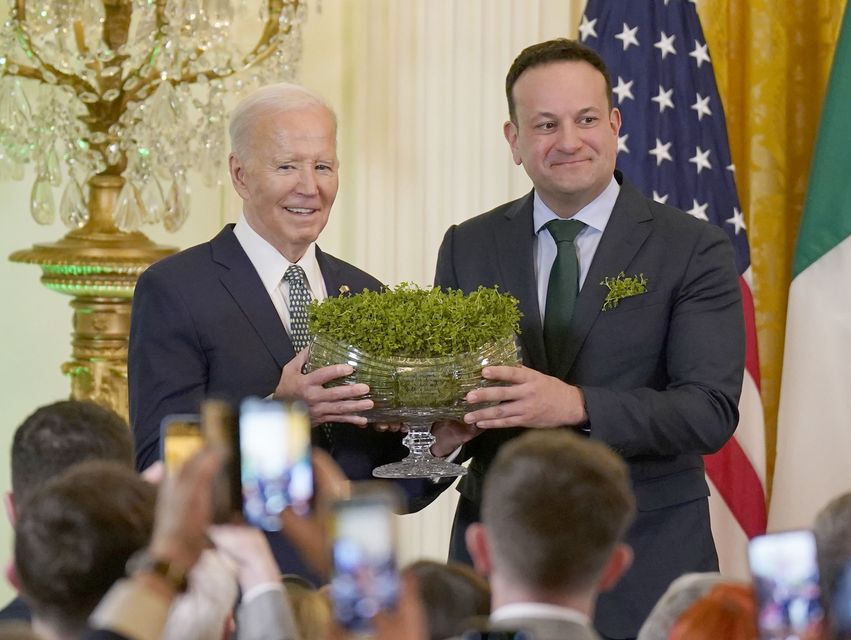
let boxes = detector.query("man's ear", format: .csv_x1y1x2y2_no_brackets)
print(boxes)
4,492,16,527
228,152,250,200
465,523,493,577
597,543,633,592
503,120,523,166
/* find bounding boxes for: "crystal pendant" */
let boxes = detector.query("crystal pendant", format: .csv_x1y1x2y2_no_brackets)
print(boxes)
30,177,56,225
46,146,62,186
141,176,165,223
59,179,89,229
114,181,145,232
163,177,190,232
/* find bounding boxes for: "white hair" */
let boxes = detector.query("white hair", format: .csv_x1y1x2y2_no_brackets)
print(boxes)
161,550,240,640
636,572,729,640
229,82,337,162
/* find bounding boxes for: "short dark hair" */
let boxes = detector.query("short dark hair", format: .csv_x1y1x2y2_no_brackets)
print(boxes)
482,430,635,593
11,400,134,504
14,460,156,635
405,560,490,640
505,38,613,123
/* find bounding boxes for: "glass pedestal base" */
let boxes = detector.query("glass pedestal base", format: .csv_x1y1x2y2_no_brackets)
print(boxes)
371,420,467,479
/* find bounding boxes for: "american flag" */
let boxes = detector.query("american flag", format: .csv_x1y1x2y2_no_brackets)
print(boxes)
580,0,767,575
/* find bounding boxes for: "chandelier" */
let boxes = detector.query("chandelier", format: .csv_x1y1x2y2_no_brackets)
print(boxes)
2,0,306,416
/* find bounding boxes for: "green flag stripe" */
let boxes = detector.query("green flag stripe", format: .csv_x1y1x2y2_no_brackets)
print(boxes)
794,4,851,278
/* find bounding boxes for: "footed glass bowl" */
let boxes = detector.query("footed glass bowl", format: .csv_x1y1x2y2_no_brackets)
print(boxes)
306,333,520,478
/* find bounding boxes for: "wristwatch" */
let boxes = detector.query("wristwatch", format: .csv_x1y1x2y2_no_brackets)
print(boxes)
126,549,190,593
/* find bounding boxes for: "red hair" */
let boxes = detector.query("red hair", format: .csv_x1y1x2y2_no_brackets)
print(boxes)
669,583,758,640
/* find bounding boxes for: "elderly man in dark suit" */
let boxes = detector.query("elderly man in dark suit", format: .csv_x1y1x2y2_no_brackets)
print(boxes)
128,84,413,575
431,39,745,640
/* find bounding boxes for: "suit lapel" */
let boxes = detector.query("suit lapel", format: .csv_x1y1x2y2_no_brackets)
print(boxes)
492,192,548,372
212,226,294,369
316,246,348,298
554,180,653,380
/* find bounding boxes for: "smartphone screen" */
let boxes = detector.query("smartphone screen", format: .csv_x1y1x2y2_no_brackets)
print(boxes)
200,399,240,524
239,397,312,531
330,484,401,633
160,414,203,473
748,529,824,640
461,632,535,640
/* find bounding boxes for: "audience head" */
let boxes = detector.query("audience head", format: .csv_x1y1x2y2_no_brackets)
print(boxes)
815,492,851,637
161,550,239,640
636,572,727,640
14,461,156,637
467,430,635,603
404,560,490,640
668,582,757,640
228,82,339,262
285,579,332,640
10,400,134,510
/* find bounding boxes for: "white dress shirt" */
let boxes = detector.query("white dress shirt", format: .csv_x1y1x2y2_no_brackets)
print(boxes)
533,176,620,325
491,601,591,626
233,214,328,335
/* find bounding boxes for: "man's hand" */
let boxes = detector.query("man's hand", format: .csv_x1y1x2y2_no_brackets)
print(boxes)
208,525,280,592
149,447,222,573
274,348,374,426
462,364,588,429
430,420,482,457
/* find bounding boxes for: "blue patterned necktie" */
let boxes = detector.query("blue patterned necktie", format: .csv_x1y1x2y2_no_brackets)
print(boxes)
544,219,586,371
284,264,311,352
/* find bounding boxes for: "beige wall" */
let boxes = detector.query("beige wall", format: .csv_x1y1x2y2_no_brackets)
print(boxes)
0,0,582,604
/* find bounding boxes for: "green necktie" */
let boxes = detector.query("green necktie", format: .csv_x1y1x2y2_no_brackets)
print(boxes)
544,219,585,370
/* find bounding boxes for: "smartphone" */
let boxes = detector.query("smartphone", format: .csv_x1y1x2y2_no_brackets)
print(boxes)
159,414,203,473
748,529,824,640
238,396,313,531
200,399,240,524
830,561,851,638
329,482,402,633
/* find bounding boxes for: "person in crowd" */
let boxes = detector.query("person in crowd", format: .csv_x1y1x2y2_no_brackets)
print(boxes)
636,572,726,640
404,560,490,640
814,492,851,640
431,37,745,639
668,583,757,640
450,430,635,640
0,400,136,623
15,461,156,639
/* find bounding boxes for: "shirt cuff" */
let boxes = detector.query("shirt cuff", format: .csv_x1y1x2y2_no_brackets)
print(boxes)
89,578,172,640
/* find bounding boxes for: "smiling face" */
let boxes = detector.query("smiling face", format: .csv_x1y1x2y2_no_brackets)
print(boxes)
229,103,339,262
504,60,621,218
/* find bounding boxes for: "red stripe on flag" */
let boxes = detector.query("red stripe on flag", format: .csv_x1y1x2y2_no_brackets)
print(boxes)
705,431,767,538
740,278,761,389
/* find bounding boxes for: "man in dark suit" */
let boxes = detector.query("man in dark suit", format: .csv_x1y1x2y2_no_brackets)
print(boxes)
129,82,408,477
431,39,745,639
451,431,635,640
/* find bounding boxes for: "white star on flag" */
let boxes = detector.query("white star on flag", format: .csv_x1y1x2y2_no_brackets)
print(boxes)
651,85,675,113
649,138,673,165
689,40,711,68
725,207,746,234
612,76,635,103
689,146,712,174
654,31,677,59
615,23,640,51
653,190,669,204
579,15,598,41
618,134,630,153
691,93,712,120
686,199,710,221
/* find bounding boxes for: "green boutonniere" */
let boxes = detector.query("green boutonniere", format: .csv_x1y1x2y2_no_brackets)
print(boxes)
600,272,648,311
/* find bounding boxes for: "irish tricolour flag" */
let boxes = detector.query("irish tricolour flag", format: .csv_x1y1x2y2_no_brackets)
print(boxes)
769,5,851,531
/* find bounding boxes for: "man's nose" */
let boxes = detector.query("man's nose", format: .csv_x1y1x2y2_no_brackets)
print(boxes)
296,167,319,194
554,123,582,153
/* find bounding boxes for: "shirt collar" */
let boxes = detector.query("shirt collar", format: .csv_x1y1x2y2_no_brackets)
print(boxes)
491,602,590,626
233,214,323,297
533,175,620,236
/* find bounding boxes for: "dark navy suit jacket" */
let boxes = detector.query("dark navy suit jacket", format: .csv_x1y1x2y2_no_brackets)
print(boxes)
434,173,745,638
